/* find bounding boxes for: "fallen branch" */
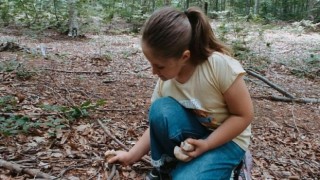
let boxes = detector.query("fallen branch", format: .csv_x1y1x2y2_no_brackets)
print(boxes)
97,119,129,151
0,42,22,52
0,112,59,117
246,69,295,98
43,68,112,75
270,95,320,103
107,164,117,180
133,66,151,73
0,159,56,179
97,119,151,164
98,108,137,112
56,162,90,179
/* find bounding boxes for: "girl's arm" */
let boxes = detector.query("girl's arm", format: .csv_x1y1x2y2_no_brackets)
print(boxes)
108,128,150,165
186,75,253,157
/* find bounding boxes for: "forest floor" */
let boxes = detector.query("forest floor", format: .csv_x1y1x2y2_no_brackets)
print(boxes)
0,18,319,180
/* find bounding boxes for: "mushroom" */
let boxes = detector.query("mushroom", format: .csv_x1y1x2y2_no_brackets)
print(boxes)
181,141,195,152
104,150,117,161
174,140,195,162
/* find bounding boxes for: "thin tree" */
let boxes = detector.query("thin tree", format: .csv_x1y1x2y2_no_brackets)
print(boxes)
254,0,260,15
68,0,79,37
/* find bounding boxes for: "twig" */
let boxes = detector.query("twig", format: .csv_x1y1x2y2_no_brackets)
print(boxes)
0,112,59,117
107,164,117,180
43,68,112,75
55,162,90,179
97,119,129,151
290,102,301,134
13,158,37,164
251,95,320,104
134,66,151,73
88,167,102,180
97,119,151,165
44,85,68,106
246,68,295,98
0,159,56,179
60,87,76,106
98,108,137,112
270,95,320,103
115,169,120,179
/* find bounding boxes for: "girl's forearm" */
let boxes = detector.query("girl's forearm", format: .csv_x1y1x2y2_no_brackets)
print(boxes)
128,128,151,161
205,115,252,150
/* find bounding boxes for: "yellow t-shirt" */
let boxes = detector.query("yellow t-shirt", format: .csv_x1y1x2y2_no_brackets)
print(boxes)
151,52,251,151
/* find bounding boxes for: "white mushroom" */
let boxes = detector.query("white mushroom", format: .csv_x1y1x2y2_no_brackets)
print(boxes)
104,150,117,161
174,140,195,162
181,141,195,152
174,146,191,162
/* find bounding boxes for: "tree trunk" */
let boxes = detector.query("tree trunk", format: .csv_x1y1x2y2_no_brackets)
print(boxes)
204,1,208,15
254,0,259,15
215,0,219,11
164,0,171,6
186,0,189,9
246,0,250,15
282,0,289,19
307,0,315,20
68,0,79,38
152,0,155,11
221,0,226,11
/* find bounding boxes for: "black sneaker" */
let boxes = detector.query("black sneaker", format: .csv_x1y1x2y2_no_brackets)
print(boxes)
145,169,160,180
145,168,171,180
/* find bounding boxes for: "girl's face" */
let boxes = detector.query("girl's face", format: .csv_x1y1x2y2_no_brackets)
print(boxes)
142,43,190,81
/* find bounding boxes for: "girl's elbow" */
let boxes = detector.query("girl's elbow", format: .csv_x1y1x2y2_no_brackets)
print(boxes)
246,110,254,123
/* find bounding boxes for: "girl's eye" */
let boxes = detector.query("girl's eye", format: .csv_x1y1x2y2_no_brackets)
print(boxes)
157,66,165,70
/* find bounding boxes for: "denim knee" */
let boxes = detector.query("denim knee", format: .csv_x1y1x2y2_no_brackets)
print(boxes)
149,97,180,127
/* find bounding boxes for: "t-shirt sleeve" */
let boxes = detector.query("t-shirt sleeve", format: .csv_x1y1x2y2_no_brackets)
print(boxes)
151,79,162,103
211,53,246,93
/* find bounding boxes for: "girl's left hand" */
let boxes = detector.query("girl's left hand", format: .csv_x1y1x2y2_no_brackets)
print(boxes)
183,138,210,159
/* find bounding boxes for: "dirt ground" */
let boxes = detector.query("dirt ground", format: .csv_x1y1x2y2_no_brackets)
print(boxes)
0,19,319,180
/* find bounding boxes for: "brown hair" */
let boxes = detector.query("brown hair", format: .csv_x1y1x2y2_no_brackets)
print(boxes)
142,6,232,65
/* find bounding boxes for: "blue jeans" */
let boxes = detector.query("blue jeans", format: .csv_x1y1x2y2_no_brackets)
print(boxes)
149,97,245,179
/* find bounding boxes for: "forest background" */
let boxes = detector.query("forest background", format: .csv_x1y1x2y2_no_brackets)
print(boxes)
0,0,319,179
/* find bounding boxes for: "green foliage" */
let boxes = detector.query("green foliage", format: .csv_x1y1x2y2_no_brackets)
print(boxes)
1,0,319,33
0,100,106,136
16,64,36,81
63,100,106,120
0,0,68,31
0,115,34,135
0,60,35,80
0,96,17,112
291,20,320,32
216,22,229,42
0,1,11,26
0,59,20,72
290,54,320,79
216,17,272,73
0,95,38,135
42,99,106,121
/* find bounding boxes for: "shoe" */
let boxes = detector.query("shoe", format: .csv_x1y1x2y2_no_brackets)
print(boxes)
145,169,160,180
145,168,171,180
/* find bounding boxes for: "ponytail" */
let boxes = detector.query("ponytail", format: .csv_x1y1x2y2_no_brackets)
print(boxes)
142,6,231,66
185,7,232,65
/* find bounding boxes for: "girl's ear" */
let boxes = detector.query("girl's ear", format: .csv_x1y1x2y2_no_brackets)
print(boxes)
181,50,191,63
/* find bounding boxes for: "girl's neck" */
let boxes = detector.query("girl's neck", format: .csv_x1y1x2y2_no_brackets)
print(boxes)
175,63,196,84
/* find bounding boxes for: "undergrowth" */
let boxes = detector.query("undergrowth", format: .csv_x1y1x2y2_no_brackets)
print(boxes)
0,95,106,136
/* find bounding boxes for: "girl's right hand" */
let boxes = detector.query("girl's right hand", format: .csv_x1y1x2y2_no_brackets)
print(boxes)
107,151,135,166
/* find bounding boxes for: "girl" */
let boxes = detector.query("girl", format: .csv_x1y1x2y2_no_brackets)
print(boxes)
109,6,253,180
